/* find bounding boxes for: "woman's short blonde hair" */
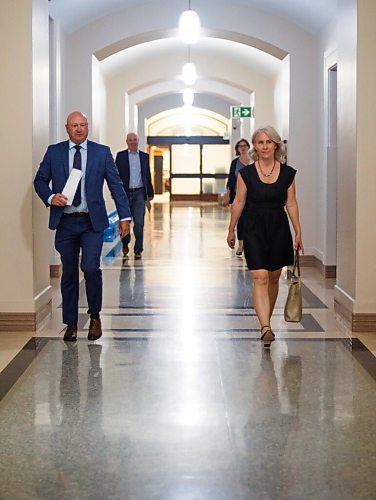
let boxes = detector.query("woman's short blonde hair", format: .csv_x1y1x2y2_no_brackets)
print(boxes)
249,126,286,163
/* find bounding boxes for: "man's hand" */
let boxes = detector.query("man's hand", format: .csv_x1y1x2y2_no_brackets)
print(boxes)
51,193,68,206
119,220,131,239
147,196,154,201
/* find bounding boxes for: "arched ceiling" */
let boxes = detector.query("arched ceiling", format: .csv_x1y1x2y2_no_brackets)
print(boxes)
147,107,229,136
99,37,283,83
49,0,337,35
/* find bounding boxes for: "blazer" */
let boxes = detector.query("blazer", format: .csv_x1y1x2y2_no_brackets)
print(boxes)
115,149,154,200
34,140,131,232
227,158,239,204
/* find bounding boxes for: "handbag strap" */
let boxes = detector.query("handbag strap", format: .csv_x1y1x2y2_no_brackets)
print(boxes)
291,249,301,278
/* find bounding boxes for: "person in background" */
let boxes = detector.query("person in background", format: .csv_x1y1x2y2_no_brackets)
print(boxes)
224,138,250,256
115,133,154,260
34,111,131,342
227,126,303,349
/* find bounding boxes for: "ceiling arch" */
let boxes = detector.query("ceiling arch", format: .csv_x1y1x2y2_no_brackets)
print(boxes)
147,107,229,136
100,36,281,133
139,93,234,122
127,79,251,109
100,37,283,84
95,28,287,63
49,0,336,35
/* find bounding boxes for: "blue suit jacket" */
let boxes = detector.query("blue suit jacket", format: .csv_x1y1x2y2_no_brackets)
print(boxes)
34,140,131,232
115,149,154,200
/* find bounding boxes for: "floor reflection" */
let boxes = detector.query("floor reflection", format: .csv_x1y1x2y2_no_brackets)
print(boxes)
119,259,145,309
1,202,376,498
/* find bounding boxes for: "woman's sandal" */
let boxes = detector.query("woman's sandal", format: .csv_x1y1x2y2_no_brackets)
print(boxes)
235,250,243,256
260,325,275,349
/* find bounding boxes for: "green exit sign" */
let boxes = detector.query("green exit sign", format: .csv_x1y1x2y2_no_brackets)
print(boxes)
231,106,254,118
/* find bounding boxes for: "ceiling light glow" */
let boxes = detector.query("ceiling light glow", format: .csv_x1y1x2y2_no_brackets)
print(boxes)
179,10,200,44
182,88,194,107
182,62,197,85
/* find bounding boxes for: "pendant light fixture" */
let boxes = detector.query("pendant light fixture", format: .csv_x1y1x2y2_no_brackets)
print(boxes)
179,0,200,44
182,46,197,85
182,88,194,107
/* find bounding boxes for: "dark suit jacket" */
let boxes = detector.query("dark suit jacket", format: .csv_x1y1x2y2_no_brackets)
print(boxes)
226,158,239,204
115,149,154,200
34,140,131,232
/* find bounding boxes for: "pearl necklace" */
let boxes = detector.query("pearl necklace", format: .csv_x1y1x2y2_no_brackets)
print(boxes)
258,160,276,177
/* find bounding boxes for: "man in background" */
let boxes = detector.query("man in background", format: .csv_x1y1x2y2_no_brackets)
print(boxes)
115,133,154,259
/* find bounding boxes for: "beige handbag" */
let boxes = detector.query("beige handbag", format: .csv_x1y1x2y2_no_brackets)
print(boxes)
284,250,302,322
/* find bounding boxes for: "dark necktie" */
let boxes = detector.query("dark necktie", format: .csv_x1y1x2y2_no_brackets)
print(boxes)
72,145,82,207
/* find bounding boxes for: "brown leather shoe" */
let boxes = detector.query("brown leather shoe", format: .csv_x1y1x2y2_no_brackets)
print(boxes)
63,325,77,342
88,318,102,341
134,251,142,260
122,244,129,256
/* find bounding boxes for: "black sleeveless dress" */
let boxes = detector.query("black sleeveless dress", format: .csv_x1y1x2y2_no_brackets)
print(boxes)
239,163,296,271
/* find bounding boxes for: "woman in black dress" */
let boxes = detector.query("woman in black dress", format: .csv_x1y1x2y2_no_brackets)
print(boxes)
227,126,304,349
224,138,251,256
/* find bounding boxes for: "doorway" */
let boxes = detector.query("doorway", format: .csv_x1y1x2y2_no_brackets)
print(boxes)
325,62,337,277
148,145,171,202
148,136,230,201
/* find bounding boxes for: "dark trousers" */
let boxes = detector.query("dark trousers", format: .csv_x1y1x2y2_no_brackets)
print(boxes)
122,188,146,253
55,214,103,325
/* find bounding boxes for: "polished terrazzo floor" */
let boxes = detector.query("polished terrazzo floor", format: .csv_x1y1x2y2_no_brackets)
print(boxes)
1,202,376,499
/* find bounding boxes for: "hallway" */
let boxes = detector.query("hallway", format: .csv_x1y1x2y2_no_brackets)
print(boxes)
0,202,376,499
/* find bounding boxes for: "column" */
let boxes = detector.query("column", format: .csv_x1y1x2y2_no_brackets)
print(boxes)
335,0,376,331
0,0,51,331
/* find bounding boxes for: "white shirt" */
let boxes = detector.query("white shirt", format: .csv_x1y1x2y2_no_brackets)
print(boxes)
128,150,144,189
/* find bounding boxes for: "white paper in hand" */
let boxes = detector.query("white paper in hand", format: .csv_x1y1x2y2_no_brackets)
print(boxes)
62,169,83,205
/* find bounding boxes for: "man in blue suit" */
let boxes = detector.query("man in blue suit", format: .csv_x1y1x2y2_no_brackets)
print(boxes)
34,111,131,342
115,133,154,259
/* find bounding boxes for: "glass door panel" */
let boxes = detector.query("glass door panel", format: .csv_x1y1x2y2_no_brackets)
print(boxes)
202,144,231,174
202,178,227,194
172,178,201,194
171,144,201,195
171,144,200,174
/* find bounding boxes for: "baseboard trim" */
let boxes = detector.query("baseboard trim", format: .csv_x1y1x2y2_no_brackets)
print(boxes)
299,255,316,267
0,300,52,332
171,194,217,202
293,255,336,277
50,264,62,278
309,255,336,278
334,299,376,332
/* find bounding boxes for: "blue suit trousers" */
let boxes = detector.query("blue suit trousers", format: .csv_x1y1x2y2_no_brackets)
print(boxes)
55,214,103,325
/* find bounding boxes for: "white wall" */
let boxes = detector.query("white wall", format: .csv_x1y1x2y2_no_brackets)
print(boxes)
336,0,358,302
57,24,70,140
48,19,66,267
316,16,338,266
286,41,318,258
273,55,290,142
92,55,107,143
